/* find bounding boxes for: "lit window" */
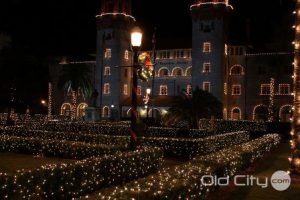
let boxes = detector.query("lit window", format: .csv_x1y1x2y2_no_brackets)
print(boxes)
224,83,228,95
203,82,210,92
230,65,244,75
160,85,168,95
103,83,110,95
172,68,183,76
279,84,290,95
123,84,128,95
232,85,241,95
202,62,211,73
104,67,111,76
187,84,192,95
137,86,142,95
124,50,129,60
104,48,112,59
203,42,211,53
261,84,271,95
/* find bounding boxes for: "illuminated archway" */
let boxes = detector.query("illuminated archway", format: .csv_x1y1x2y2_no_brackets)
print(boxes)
158,67,170,77
61,103,72,117
77,103,88,118
279,104,293,122
231,107,241,120
230,65,244,75
102,106,110,118
185,67,192,76
171,67,183,76
253,104,268,121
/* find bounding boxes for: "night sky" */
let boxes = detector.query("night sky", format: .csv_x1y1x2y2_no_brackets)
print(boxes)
0,0,296,113
0,0,295,55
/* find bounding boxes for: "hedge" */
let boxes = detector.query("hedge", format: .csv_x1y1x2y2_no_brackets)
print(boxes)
0,135,127,159
139,131,250,159
198,119,266,132
0,129,130,146
89,134,280,200
0,147,163,199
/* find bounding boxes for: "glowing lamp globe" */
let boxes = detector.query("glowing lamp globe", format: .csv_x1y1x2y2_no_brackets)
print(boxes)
131,26,143,47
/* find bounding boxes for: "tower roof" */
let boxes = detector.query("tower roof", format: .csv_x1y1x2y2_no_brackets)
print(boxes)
97,0,135,21
191,0,233,10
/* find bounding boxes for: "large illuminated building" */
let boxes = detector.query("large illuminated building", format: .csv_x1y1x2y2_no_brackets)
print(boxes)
50,0,293,121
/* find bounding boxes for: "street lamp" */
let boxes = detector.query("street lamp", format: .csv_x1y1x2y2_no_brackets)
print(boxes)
146,88,151,119
130,26,143,150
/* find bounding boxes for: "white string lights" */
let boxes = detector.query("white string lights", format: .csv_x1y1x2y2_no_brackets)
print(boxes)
290,0,300,175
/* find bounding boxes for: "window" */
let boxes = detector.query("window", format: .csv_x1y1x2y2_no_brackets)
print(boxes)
261,84,271,95
203,42,211,53
172,68,183,76
279,84,290,95
187,84,192,95
104,48,112,59
230,65,244,75
158,68,169,77
103,83,110,95
124,50,129,60
232,85,241,95
104,67,111,76
137,86,142,95
203,82,211,92
160,85,168,95
202,62,211,73
123,84,128,95
186,67,192,76
124,68,128,77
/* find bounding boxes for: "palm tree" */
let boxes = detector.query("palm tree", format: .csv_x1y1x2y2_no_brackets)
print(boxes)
58,63,93,120
164,87,222,129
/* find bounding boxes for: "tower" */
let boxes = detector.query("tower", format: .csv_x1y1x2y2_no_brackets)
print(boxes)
191,0,232,101
96,0,135,119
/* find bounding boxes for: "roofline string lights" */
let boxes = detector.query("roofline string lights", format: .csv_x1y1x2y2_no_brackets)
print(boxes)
96,13,136,21
190,0,234,10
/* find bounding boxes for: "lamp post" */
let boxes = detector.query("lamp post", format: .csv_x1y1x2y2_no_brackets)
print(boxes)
146,88,151,119
130,26,143,150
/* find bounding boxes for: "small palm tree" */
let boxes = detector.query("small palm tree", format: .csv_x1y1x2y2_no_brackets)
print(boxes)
58,63,93,120
164,87,222,129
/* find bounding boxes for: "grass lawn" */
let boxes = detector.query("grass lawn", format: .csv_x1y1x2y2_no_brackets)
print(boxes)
212,142,300,200
0,152,76,174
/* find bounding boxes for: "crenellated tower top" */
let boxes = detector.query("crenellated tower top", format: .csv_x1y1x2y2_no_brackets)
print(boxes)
97,0,134,21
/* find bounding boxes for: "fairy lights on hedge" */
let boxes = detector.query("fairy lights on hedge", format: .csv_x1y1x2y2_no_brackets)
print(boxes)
0,148,163,199
88,134,280,200
140,131,249,159
0,135,127,159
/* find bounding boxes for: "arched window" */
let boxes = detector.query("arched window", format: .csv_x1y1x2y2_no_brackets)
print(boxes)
230,65,244,75
172,67,183,76
253,105,268,121
186,67,192,76
158,68,169,77
61,103,72,117
231,107,241,120
77,103,88,118
102,106,110,118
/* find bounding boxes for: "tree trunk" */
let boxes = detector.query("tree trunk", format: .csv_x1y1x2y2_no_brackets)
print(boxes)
71,90,77,120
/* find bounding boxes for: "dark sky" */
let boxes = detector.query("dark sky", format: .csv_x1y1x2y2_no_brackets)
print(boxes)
0,0,296,55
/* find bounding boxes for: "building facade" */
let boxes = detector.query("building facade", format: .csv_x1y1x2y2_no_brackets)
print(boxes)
50,0,293,121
